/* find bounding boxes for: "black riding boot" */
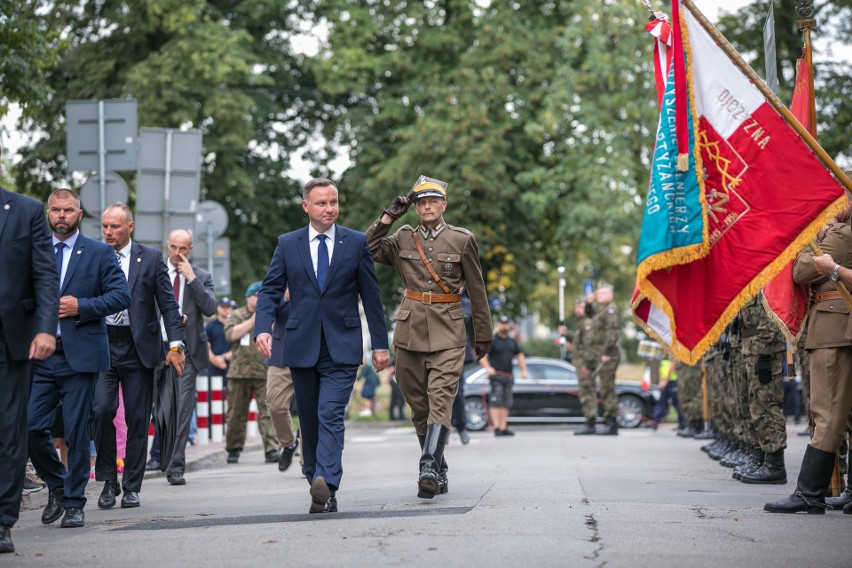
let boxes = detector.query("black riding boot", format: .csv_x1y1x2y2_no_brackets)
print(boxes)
741,449,787,484
596,416,618,436
764,445,834,514
574,418,596,435
825,451,851,510
418,424,449,499
438,456,449,494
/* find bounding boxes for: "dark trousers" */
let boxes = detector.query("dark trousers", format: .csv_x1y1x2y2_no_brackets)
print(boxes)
451,378,467,433
389,381,406,420
28,353,96,509
0,339,32,527
782,379,802,424
652,381,686,427
93,341,154,493
150,354,199,474
290,334,357,492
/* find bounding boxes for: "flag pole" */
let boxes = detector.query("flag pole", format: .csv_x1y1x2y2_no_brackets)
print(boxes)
680,0,851,194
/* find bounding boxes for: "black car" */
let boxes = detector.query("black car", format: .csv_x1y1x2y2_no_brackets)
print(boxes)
462,357,659,430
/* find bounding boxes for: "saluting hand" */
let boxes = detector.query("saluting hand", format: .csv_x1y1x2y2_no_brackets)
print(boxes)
383,190,417,221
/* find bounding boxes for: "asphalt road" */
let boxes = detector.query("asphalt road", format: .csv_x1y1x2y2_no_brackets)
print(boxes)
8,422,852,568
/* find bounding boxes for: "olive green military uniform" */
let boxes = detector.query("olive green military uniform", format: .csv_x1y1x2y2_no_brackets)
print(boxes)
586,301,620,419
574,315,597,421
793,221,852,454
678,360,704,425
224,306,280,454
366,218,492,433
740,294,787,454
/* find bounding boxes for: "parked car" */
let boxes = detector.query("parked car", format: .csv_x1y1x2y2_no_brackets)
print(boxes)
462,357,659,430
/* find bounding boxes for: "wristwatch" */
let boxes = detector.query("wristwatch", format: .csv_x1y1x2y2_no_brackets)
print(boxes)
170,343,185,354
830,264,842,282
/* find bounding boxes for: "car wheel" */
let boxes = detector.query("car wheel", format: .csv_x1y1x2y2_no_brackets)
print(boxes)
464,397,488,431
617,395,645,429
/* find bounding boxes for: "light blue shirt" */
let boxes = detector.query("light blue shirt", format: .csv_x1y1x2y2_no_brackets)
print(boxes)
52,230,80,336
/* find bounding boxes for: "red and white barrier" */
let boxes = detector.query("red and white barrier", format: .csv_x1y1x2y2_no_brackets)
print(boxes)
210,375,225,443
195,374,210,445
247,395,259,438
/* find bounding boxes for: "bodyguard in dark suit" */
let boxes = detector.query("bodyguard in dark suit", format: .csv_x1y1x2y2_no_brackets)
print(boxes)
256,177,389,514
0,186,58,553
93,203,185,510
154,229,217,485
27,188,130,530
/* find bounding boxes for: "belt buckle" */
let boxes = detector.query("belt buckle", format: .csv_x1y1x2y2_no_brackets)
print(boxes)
421,291,432,305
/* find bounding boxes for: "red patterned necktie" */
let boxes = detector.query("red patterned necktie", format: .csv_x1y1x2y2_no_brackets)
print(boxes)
173,273,180,302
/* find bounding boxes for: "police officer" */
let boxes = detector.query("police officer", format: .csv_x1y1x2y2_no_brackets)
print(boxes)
583,283,621,435
367,175,492,500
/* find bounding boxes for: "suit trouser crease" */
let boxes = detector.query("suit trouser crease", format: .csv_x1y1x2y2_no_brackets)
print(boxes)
395,347,465,434
28,355,96,509
291,335,356,491
166,354,200,474
0,345,31,526
93,341,154,493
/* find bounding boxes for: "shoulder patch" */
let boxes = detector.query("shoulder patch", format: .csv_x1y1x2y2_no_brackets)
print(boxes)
447,224,472,235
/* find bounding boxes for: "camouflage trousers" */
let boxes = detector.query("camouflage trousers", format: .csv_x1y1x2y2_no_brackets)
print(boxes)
578,360,598,420
226,378,281,454
679,367,704,422
597,360,619,419
730,344,753,445
745,351,787,453
705,351,728,434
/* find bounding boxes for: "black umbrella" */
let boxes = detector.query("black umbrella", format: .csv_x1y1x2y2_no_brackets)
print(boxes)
152,361,180,472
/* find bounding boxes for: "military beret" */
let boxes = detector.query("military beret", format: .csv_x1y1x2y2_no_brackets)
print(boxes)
244,281,262,297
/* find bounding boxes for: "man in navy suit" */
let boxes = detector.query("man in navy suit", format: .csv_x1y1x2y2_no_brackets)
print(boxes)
93,203,185,510
256,177,389,513
0,186,59,553
27,188,130,530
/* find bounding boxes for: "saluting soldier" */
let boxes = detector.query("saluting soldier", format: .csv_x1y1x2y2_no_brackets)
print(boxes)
573,297,598,435
584,283,621,435
367,175,492,500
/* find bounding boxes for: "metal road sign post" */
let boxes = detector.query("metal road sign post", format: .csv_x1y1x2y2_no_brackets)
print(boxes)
66,99,137,241
195,201,230,296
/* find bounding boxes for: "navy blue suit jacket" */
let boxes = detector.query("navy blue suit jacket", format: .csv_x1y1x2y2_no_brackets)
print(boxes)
123,242,185,369
58,233,131,373
256,224,388,368
0,187,59,361
266,296,290,368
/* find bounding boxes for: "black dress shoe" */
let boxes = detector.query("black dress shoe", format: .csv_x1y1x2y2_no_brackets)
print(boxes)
145,459,161,471
167,472,186,486
309,494,337,514
279,440,299,472
0,525,13,554
42,487,65,525
121,491,140,508
309,477,330,513
98,479,121,509
265,450,282,463
60,507,85,528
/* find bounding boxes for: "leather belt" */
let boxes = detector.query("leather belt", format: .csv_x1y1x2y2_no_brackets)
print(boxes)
107,325,133,342
54,337,64,353
403,290,461,304
814,290,843,303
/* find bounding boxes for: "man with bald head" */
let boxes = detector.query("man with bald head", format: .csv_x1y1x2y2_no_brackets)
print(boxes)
146,229,217,484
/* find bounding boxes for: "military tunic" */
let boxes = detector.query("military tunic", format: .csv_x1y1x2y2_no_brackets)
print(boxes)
586,301,621,419
793,221,852,453
367,217,492,432
223,306,280,453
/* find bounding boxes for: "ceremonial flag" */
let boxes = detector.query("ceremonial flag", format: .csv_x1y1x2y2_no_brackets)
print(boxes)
761,52,815,344
646,14,673,109
632,1,846,364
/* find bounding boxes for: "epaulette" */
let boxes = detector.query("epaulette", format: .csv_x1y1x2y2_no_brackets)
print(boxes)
397,224,415,233
447,224,472,235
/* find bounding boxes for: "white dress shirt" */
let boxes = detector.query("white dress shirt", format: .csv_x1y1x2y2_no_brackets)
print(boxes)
106,241,132,326
308,224,336,278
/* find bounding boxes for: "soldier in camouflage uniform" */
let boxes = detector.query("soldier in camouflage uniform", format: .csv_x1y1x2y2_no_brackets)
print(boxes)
368,176,492,499
676,360,704,437
738,293,787,484
583,283,621,435
719,309,753,469
223,282,281,464
572,297,598,435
